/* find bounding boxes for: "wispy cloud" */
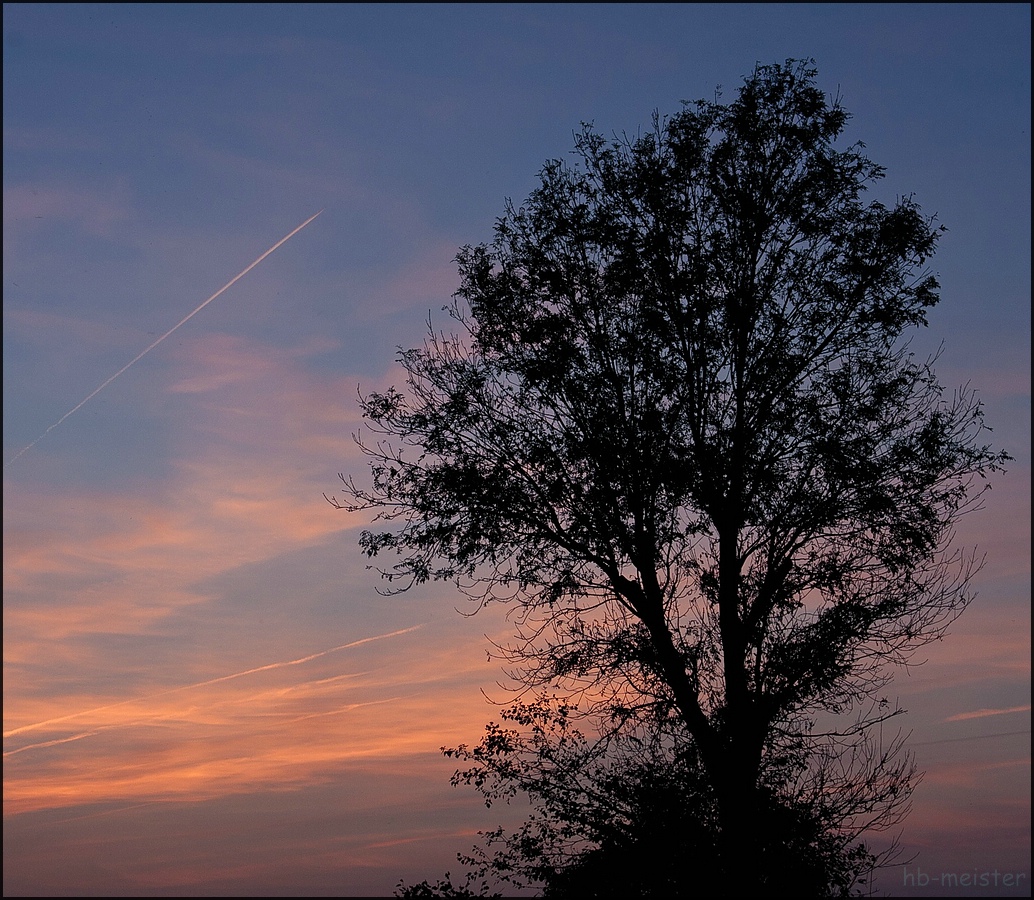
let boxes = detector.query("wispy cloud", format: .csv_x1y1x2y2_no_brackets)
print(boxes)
4,625,422,741
2,323,480,819
2,630,500,816
3,329,366,613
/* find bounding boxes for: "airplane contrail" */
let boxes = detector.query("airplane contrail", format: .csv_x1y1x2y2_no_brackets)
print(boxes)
945,704,1032,722
4,209,324,469
2,624,423,739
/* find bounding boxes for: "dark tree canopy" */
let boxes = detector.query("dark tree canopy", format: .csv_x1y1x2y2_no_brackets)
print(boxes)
331,60,1008,897
419,698,885,898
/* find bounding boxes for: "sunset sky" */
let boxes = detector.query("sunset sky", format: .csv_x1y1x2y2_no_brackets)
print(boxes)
3,4,1030,897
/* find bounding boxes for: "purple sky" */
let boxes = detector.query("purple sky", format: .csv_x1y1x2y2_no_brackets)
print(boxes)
3,4,1030,897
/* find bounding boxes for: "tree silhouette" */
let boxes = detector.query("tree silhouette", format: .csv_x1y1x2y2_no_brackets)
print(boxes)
404,697,886,898
329,60,1008,896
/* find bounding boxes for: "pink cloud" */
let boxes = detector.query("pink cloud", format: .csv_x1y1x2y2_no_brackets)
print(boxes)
352,239,462,321
2,617,508,817
3,327,523,826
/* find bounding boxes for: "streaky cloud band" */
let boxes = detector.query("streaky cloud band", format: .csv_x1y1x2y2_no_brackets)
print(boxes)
3,622,422,740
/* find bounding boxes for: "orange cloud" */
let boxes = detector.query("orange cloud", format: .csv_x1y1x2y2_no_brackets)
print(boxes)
2,621,506,818
3,329,513,824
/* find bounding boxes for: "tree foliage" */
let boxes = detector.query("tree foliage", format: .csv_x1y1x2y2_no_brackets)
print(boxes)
331,60,1008,896
416,697,883,898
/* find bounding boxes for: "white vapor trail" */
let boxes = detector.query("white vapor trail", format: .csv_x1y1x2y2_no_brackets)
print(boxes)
4,209,324,469
3,624,423,740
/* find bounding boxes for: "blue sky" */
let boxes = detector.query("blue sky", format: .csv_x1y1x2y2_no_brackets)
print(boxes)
3,4,1030,896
